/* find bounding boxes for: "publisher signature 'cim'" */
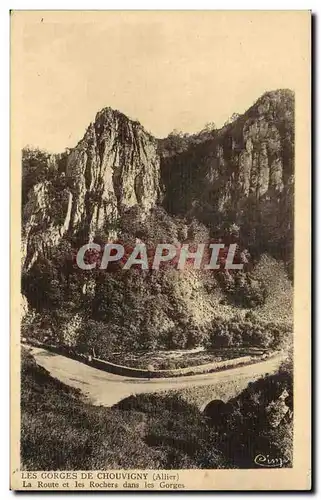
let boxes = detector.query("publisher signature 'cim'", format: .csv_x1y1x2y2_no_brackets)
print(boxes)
254,454,290,468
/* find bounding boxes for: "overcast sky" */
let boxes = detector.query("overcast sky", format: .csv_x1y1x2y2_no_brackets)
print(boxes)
13,11,309,153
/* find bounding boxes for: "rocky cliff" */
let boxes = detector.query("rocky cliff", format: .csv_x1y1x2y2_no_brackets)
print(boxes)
161,89,294,258
66,108,161,234
161,89,294,215
21,89,294,353
22,89,294,271
22,109,161,270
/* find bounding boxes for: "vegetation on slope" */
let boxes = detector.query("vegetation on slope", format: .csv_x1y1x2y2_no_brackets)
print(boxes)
21,205,292,359
21,348,224,470
21,348,293,470
21,90,294,360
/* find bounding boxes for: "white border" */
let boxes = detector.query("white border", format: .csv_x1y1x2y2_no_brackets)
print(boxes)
2,3,316,499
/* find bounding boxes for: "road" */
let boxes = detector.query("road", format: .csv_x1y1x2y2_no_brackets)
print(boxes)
28,346,285,407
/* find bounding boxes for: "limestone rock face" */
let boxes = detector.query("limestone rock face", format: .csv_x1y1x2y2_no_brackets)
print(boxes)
22,181,73,271
66,108,161,238
20,294,28,321
22,108,161,269
161,89,294,219
21,89,294,272
158,89,294,272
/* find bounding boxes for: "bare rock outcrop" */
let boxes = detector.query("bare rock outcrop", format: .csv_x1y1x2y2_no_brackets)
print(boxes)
21,89,294,273
22,109,161,269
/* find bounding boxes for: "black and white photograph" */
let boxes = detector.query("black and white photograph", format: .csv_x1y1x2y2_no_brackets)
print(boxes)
10,10,311,491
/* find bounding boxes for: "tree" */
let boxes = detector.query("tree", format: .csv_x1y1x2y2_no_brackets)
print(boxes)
202,121,216,133
22,147,51,206
224,113,240,126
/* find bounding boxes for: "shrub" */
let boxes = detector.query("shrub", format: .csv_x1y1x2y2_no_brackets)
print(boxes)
186,326,206,348
218,271,267,308
207,315,291,350
163,327,187,350
207,360,294,468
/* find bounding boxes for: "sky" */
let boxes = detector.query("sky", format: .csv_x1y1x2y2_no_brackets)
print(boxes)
12,11,310,153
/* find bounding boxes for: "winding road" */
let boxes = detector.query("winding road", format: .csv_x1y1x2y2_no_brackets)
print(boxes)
27,346,286,407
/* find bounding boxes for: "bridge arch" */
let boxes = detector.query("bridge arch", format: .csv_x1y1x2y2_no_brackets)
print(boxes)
202,399,235,425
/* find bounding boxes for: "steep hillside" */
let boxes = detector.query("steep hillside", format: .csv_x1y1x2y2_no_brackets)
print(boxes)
22,109,161,271
21,89,294,354
161,89,294,264
22,89,294,270
21,348,220,470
